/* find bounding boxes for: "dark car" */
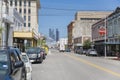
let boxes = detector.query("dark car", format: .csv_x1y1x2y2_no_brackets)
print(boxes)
26,47,43,63
0,47,26,80
65,48,71,52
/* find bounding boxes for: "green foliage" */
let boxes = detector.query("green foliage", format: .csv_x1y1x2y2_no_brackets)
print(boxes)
83,39,91,49
37,38,46,46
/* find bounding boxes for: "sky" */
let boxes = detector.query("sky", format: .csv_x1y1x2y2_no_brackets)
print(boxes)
38,0,120,38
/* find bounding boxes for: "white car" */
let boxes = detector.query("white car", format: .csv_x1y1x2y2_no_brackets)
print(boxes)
22,52,32,80
86,49,98,56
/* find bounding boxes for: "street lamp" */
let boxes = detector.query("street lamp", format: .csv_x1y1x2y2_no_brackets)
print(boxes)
0,0,3,26
0,0,3,47
98,18,107,58
104,17,107,58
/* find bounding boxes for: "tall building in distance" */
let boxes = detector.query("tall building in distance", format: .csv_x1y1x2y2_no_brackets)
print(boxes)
49,28,59,41
49,28,54,40
49,28,52,38
56,28,59,42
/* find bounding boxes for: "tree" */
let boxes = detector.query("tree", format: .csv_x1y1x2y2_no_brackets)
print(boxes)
37,36,46,46
83,39,91,49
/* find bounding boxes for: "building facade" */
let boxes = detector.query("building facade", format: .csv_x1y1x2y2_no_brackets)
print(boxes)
107,7,120,55
56,28,59,42
67,21,75,50
73,11,111,49
9,7,24,47
9,0,40,50
92,7,120,56
0,0,13,47
92,19,106,56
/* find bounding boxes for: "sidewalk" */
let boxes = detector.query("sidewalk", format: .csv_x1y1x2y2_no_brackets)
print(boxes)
105,56,120,61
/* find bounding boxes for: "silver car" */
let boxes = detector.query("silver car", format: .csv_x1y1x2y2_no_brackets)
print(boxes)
86,49,98,56
22,53,32,80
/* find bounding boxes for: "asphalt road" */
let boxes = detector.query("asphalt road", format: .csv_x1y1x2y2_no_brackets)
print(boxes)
32,49,120,80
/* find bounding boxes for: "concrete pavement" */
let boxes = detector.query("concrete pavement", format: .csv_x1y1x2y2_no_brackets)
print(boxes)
32,49,120,80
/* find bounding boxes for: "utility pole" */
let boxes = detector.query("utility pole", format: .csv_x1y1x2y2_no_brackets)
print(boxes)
0,0,3,26
104,17,107,58
0,0,3,47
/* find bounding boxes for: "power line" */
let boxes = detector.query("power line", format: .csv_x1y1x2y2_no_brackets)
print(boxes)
41,7,113,12
41,7,78,11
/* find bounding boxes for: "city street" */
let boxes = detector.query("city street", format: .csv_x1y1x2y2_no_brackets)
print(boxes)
32,49,120,80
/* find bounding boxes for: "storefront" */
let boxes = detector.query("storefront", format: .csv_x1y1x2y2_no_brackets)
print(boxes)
13,31,38,52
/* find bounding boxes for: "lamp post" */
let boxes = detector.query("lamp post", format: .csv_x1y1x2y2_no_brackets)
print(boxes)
0,0,3,27
0,0,3,47
99,18,107,58
104,17,107,58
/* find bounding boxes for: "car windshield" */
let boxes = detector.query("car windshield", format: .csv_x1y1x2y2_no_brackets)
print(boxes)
26,47,40,53
22,55,28,63
0,51,8,74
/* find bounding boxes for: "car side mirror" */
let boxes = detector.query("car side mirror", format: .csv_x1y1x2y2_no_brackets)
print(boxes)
14,61,24,68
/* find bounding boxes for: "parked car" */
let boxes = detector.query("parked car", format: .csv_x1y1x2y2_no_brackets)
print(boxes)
0,47,26,80
26,47,43,63
86,49,98,56
82,50,87,54
22,52,32,80
75,48,83,54
65,48,71,52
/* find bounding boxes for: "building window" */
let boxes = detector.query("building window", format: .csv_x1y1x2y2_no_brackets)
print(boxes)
28,9,31,14
19,8,22,13
24,0,26,6
28,0,31,7
15,1,17,6
28,23,31,27
10,0,13,6
19,0,22,6
24,23,26,27
24,8,26,14
80,18,101,21
28,16,30,21
24,16,26,21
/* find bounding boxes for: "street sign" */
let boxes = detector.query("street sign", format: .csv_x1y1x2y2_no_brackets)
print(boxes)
99,27,106,36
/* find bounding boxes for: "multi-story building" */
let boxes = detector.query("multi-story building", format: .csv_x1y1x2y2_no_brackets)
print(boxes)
9,0,40,50
92,7,120,56
56,28,59,42
67,21,75,50
0,0,13,47
92,18,106,56
73,11,111,49
9,7,24,47
107,7,120,55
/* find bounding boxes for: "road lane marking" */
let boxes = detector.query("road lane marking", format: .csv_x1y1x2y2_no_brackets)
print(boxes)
64,54,120,77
